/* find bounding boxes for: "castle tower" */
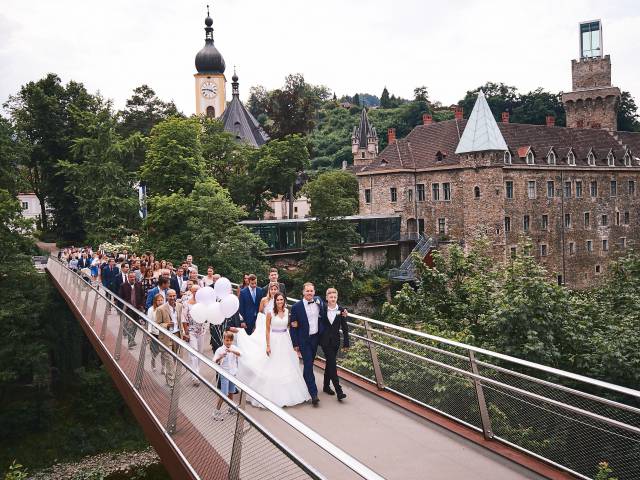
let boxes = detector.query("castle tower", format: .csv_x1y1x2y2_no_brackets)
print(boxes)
562,20,620,131
352,108,378,166
194,6,226,118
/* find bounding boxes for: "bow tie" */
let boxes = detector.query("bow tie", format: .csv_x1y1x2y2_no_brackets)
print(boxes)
307,301,315,305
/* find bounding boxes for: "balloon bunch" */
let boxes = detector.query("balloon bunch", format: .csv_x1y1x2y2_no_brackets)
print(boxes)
189,277,240,325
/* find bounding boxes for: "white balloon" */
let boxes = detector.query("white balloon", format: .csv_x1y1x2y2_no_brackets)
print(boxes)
213,277,232,300
195,286,216,305
208,302,225,325
190,302,208,324
219,294,240,318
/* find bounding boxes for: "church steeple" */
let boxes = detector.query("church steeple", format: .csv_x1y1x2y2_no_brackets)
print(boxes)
194,6,227,118
195,5,226,74
352,108,378,166
232,67,239,96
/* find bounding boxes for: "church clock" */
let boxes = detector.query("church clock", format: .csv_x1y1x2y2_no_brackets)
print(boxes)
201,81,217,98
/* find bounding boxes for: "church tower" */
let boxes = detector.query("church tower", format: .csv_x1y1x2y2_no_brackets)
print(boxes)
194,7,226,118
352,108,378,166
562,20,620,131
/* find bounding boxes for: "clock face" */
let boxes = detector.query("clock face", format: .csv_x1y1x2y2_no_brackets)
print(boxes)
201,81,217,98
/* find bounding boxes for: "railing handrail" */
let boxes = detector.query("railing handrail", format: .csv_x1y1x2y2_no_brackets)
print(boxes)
48,257,385,480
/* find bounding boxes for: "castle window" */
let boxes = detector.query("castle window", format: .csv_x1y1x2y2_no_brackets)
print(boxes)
418,219,425,235
576,180,583,197
547,151,556,165
564,181,572,198
624,152,632,166
547,181,555,198
206,106,215,118
474,186,480,198
567,151,576,166
586,240,593,253
504,216,511,233
364,189,371,204
407,188,413,202
601,214,608,226
510,246,517,257
590,181,598,197
564,213,571,228
629,180,636,196
505,181,514,199
443,183,451,201
438,218,446,235
21,201,28,210
523,215,530,232
580,20,601,58
432,183,440,201
616,211,620,226
542,214,548,230
624,211,630,225
436,151,444,162
526,151,535,165
607,151,615,166
540,244,548,256
610,180,617,196
569,242,575,255
361,152,366,159
584,212,591,228
504,151,512,164
417,184,425,201
527,181,536,199
620,237,627,249
588,151,596,166
390,187,398,202
602,239,609,251
595,264,601,274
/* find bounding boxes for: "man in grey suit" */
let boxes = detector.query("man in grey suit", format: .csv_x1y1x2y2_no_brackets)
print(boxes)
263,267,286,297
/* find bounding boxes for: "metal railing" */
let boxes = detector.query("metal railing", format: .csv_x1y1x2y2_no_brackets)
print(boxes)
297,304,639,480
46,258,384,480
389,235,434,281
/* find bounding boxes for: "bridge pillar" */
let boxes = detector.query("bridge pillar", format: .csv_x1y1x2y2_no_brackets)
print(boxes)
228,390,247,480
468,350,494,440
82,283,91,315
364,320,385,390
100,298,110,341
133,335,148,389
114,311,125,361
89,290,99,327
166,358,184,435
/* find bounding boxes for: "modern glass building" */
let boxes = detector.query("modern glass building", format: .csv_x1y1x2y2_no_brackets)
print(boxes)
239,215,401,252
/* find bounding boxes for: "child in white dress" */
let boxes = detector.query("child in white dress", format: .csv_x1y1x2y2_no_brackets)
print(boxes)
213,331,242,421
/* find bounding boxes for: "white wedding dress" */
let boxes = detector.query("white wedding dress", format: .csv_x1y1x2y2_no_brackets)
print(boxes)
235,303,311,408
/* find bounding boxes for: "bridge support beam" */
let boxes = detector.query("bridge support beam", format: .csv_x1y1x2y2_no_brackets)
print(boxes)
134,338,147,389
469,350,494,440
228,391,247,480
166,359,184,435
114,312,125,361
364,320,385,390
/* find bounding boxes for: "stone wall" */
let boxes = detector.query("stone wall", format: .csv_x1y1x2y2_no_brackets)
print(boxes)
571,56,612,90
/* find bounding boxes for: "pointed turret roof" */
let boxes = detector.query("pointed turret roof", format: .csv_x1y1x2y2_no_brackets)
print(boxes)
353,108,377,148
220,72,269,148
454,91,507,154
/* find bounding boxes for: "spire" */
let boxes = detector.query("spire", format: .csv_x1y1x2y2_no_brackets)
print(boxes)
354,108,377,148
204,5,213,42
232,67,239,96
195,6,225,74
455,91,508,154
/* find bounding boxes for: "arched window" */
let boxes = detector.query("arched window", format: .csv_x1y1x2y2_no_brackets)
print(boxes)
526,150,535,165
624,152,632,167
588,151,596,166
474,186,481,198
206,106,215,118
567,151,576,166
504,151,512,164
607,152,615,166
436,151,444,162
547,151,556,165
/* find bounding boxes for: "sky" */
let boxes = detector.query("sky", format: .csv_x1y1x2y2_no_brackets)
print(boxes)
1,0,639,116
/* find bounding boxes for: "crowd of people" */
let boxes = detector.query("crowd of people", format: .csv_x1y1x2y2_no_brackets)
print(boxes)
58,246,351,419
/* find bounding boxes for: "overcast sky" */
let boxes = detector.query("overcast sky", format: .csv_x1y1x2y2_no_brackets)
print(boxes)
1,0,639,116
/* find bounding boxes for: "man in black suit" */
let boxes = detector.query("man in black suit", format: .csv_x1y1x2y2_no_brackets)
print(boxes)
101,258,120,309
77,253,91,271
113,262,130,297
119,271,144,349
319,288,349,401
170,267,186,298
263,267,286,297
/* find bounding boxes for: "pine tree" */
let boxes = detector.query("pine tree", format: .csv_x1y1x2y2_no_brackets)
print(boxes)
380,87,391,108
353,93,361,107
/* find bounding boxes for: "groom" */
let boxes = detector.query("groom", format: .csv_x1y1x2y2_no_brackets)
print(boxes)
290,282,324,406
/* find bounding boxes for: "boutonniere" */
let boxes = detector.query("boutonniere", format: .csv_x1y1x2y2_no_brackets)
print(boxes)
314,298,321,306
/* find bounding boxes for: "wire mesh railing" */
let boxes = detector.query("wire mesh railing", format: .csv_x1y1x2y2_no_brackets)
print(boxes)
46,258,384,480
307,307,640,480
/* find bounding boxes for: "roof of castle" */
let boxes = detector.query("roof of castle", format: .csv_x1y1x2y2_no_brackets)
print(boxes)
356,119,640,174
455,91,508,154
352,108,378,148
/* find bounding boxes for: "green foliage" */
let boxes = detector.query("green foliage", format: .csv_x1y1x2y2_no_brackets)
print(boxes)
617,91,640,132
140,116,204,196
144,178,268,281
304,169,358,218
595,462,618,480
3,462,27,480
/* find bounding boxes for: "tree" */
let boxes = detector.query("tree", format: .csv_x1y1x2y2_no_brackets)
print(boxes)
617,91,640,132
0,116,25,194
247,85,270,119
302,170,359,294
199,116,250,187
143,178,268,280
140,117,204,196
458,82,519,120
380,87,391,108
511,88,566,126
353,93,361,107
413,86,429,103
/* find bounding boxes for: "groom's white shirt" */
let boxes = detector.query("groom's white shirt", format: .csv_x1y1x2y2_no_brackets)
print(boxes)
304,300,320,335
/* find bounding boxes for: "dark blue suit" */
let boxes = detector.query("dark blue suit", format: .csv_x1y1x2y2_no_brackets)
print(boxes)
290,296,325,398
145,285,168,311
239,286,264,335
101,265,120,293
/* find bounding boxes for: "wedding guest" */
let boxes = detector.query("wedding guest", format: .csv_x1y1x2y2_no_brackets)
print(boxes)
68,255,79,271
113,262,130,295
145,276,170,310
170,267,187,297
152,261,161,280
185,254,198,274
77,253,91,271
319,288,349,401
202,266,215,287
188,269,201,288
263,267,286,297
213,331,241,421
142,268,157,300
119,271,144,350
146,294,164,372
160,259,167,271
182,284,206,386
101,258,120,306
239,274,264,335
237,273,250,297
90,253,100,281
155,289,183,387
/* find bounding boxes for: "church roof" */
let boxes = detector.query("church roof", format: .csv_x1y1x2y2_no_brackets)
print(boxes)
221,75,269,148
455,91,508,154
353,108,377,148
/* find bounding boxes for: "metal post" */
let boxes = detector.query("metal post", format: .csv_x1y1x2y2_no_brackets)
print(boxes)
89,290,98,327
100,298,109,341
364,320,385,389
228,391,247,480
82,285,91,315
133,335,147,389
166,359,184,434
469,350,494,440
114,311,125,361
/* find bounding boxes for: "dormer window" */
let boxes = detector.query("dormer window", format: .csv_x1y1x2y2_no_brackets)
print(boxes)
624,152,632,167
436,151,445,162
607,151,615,166
587,151,596,166
567,150,576,166
504,151,512,164
380,159,388,166
526,151,535,165
547,150,556,165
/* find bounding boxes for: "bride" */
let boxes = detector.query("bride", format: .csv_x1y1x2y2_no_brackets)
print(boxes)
236,289,311,407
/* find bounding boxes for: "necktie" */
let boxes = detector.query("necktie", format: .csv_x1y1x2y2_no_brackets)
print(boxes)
251,289,255,302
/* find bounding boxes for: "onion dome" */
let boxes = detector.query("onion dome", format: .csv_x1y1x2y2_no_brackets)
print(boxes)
195,7,226,74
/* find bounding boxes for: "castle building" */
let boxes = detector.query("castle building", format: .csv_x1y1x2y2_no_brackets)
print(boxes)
193,8,268,146
356,20,640,288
